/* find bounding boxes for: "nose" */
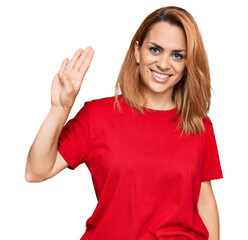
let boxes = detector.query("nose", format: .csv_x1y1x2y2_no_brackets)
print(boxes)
156,54,171,70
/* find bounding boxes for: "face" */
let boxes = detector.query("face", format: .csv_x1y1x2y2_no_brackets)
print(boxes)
134,21,187,104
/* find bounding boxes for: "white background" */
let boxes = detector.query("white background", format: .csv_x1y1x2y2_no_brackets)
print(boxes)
0,0,247,239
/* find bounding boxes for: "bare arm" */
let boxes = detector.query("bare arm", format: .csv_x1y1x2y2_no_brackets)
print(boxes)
25,107,70,182
25,47,94,182
198,181,220,240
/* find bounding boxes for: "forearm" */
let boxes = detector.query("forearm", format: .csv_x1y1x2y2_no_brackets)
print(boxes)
25,107,70,181
198,199,220,240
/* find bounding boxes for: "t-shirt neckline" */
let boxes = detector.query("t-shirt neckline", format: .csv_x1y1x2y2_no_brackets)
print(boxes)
118,94,178,118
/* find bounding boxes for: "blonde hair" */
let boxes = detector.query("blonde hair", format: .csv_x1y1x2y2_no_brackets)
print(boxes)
114,6,212,136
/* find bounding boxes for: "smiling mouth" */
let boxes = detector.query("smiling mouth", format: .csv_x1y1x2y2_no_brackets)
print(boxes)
150,70,172,82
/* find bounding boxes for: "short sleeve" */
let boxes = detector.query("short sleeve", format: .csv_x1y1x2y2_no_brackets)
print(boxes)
57,101,90,170
201,118,224,182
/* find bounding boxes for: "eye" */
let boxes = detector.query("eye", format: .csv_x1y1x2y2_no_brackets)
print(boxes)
149,47,160,54
172,53,184,60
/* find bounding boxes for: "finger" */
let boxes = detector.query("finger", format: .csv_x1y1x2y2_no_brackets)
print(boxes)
73,46,91,70
58,58,69,73
66,48,84,70
78,48,94,77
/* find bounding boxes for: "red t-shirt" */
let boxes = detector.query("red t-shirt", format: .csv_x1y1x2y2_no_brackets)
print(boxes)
57,94,223,240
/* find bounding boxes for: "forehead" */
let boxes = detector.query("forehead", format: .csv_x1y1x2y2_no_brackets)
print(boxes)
144,21,186,50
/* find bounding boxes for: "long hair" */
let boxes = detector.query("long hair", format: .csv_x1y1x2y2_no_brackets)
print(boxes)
114,6,212,136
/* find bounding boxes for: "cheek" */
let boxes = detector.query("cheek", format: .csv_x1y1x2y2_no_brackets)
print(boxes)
140,51,154,66
174,62,186,76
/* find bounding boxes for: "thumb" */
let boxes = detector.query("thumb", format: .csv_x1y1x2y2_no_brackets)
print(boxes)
58,72,74,95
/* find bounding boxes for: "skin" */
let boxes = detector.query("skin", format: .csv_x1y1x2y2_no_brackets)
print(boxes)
198,181,220,240
134,21,187,110
25,47,94,182
135,22,220,239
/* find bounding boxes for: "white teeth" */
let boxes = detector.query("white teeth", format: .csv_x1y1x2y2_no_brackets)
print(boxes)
152,71,170,79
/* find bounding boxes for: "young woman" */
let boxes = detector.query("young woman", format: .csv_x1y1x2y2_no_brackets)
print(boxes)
25,6,223,240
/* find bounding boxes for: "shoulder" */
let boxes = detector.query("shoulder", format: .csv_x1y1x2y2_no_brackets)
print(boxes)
202,116,213,129
86,95,115,109
202,116,216,139
70,95,118,124
88,95,115,106
84,95,119,117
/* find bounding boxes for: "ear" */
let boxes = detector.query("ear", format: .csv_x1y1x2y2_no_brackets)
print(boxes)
134,41,140,64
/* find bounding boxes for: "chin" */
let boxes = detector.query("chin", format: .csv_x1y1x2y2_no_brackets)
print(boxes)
147,83,171,93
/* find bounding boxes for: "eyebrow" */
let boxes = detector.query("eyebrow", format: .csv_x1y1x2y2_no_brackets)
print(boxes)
148,42,186,53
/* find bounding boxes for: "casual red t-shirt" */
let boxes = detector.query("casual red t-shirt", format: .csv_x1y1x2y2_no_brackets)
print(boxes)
57,94,223,240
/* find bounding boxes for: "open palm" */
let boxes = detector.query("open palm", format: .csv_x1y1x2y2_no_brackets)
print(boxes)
51,47,94,110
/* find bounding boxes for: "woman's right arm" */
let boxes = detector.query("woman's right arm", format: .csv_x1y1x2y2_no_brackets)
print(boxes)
25,47,94,182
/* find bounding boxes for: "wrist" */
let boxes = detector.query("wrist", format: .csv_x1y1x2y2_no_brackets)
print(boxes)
49,106,71,124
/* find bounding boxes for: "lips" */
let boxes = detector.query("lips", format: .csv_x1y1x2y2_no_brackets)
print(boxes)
150,69,172,82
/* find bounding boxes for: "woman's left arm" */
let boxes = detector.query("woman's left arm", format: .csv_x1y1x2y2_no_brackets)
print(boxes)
197,181,220,240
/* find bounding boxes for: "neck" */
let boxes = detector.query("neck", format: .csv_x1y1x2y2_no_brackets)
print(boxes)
144,90,176,110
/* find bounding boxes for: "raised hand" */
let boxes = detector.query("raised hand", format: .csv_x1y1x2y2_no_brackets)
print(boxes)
51,47,94,111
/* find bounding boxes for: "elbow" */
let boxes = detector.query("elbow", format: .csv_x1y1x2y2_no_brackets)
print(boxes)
25,165,47,183
25,172,34,182
25,172,38,182
25,153,52,182
25,171,45,183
